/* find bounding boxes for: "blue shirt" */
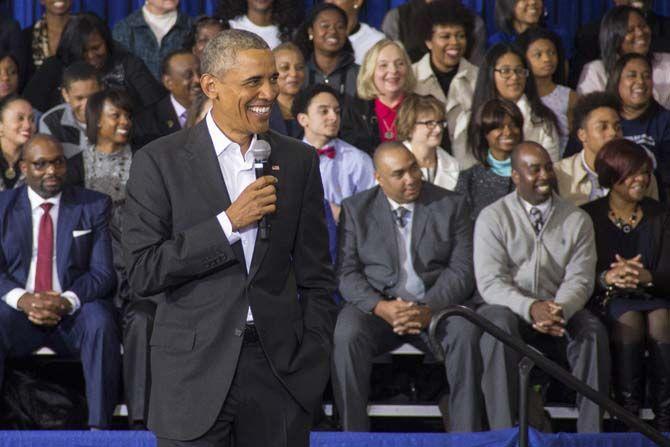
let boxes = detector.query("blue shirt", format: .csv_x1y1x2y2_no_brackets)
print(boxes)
302,137,376,205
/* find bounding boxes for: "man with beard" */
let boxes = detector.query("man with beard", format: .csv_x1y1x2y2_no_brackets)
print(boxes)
473,141,609,433
123,30,337,446
0,134,119,428
134,49,202,149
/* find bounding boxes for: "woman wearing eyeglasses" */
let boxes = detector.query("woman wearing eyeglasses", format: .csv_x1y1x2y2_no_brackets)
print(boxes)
468,43,560,161
456,98,523,220
396,93,460,190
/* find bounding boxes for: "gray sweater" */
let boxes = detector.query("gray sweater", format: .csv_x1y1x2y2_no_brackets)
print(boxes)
474,192,596,323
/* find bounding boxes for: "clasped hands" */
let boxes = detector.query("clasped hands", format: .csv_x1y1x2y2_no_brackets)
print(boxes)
530,300,565,337
604,254,652,289
374,298,432,335
17,291,72,326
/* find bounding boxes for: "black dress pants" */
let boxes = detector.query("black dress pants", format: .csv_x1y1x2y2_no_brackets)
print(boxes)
157,325,311,447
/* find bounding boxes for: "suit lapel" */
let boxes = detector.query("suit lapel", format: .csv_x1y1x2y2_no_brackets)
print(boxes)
184,121,246,269
158,96,181,133
13,188,33,277
56,188,81,286
371,189,399,274
410,197,428,258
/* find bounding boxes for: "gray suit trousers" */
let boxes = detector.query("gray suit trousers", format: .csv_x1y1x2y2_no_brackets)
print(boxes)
478,304,610,432
332,303,484,432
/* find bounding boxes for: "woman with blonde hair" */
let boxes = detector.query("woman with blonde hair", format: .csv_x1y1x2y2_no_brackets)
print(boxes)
341,38,416,154
396,93,459,190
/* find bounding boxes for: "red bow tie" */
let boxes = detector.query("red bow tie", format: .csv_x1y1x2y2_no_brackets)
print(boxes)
317,146,336,159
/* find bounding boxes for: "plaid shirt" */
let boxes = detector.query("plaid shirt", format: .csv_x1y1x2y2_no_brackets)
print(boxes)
112,8,192,79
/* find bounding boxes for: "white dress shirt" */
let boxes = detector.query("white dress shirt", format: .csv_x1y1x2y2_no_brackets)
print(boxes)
206,111,258,322
170,94,188,128
2,187,80,313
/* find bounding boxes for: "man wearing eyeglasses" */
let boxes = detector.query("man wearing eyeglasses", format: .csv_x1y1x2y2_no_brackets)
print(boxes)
334,141,483,432
295,83,375,223
0,134,120,429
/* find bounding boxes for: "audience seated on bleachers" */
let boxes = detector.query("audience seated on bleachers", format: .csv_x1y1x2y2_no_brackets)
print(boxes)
112,0,193,80
488,0,572,59
0,95,35,191
0,51,20,102
183,15,227,60
0,134,120,429
571,0,670,88
555,91,658,206
134,49,201,149
474,141,609,433
517,27,577,153
456,98,522,219
24,13,164,114
341,39,414,155
397,93,459,190
324,0,384,66
605,52,670,201
334,142,482,432
411,1,478,168
294,3,359,103
20,0,71,79
582,138,670,432
270,42,306,139
294,84,374,223
578,6,670,109
470,43,561,162
216,0,302,49
39,62,102,160
381,0,486,65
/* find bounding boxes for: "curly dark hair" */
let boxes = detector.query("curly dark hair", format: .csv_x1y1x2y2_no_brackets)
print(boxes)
214,0,303,42
293,3,353,61
420,0,475,59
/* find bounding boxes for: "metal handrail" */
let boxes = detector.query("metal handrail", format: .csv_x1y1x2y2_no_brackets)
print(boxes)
428,305,670,447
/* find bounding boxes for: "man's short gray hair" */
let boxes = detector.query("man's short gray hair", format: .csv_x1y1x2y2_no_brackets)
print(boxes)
201,29,270,76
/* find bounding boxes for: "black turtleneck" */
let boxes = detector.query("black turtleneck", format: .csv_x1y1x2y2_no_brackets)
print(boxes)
430,56,458,98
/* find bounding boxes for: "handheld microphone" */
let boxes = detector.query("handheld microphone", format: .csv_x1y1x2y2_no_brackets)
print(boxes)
252,141,272,240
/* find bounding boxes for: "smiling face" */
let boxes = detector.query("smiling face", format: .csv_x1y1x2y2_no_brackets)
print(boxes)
409,110,444,149
613,165,651,202
275,48,306,96
164,53,201,108
0,56,19,100
41,0,72,15
426,24,467,73
511,143,556,204
513,0,543,29
310,9,348,56
203,48,278,143
62,78,101,124
494,52,527,102
373,43,409,98
618,57,653,111
620,11,651,56
83,31,108,70
486,114,522,158
525,38,557,79
97,100,131,146
0,99,36,149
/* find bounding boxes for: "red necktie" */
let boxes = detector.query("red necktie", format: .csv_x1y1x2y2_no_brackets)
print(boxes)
317,146,336,159
35,203,54,293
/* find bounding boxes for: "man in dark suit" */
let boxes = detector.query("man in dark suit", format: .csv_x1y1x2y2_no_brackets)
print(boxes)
133,48,201,148
333,142,483,432
122,30,337,446
0,134,120,428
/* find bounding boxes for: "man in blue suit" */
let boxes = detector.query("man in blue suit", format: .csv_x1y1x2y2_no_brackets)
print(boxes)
0,134,120,429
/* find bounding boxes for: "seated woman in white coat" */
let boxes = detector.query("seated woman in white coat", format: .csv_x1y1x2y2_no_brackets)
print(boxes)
396,93,460,190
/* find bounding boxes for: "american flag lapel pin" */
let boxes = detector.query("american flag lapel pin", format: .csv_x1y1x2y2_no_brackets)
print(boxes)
271,165,280,171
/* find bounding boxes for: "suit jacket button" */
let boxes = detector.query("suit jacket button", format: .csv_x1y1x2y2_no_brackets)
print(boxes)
234,328,243,337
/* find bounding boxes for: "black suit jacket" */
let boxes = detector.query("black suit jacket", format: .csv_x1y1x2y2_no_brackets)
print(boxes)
337,182,474,313
133,95,182,150
122,120,337,440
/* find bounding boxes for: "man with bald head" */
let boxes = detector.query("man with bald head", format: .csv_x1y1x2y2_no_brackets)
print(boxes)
334,142,482,432
474,141,609,432
123,30,336,446
0,134,119,428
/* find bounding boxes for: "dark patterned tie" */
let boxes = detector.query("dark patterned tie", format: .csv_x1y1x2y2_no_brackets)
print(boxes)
35,203,54,292
529,207,543,234
393,206,409,228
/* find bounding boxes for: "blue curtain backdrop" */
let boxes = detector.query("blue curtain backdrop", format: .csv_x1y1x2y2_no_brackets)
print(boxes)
4,0,670,47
